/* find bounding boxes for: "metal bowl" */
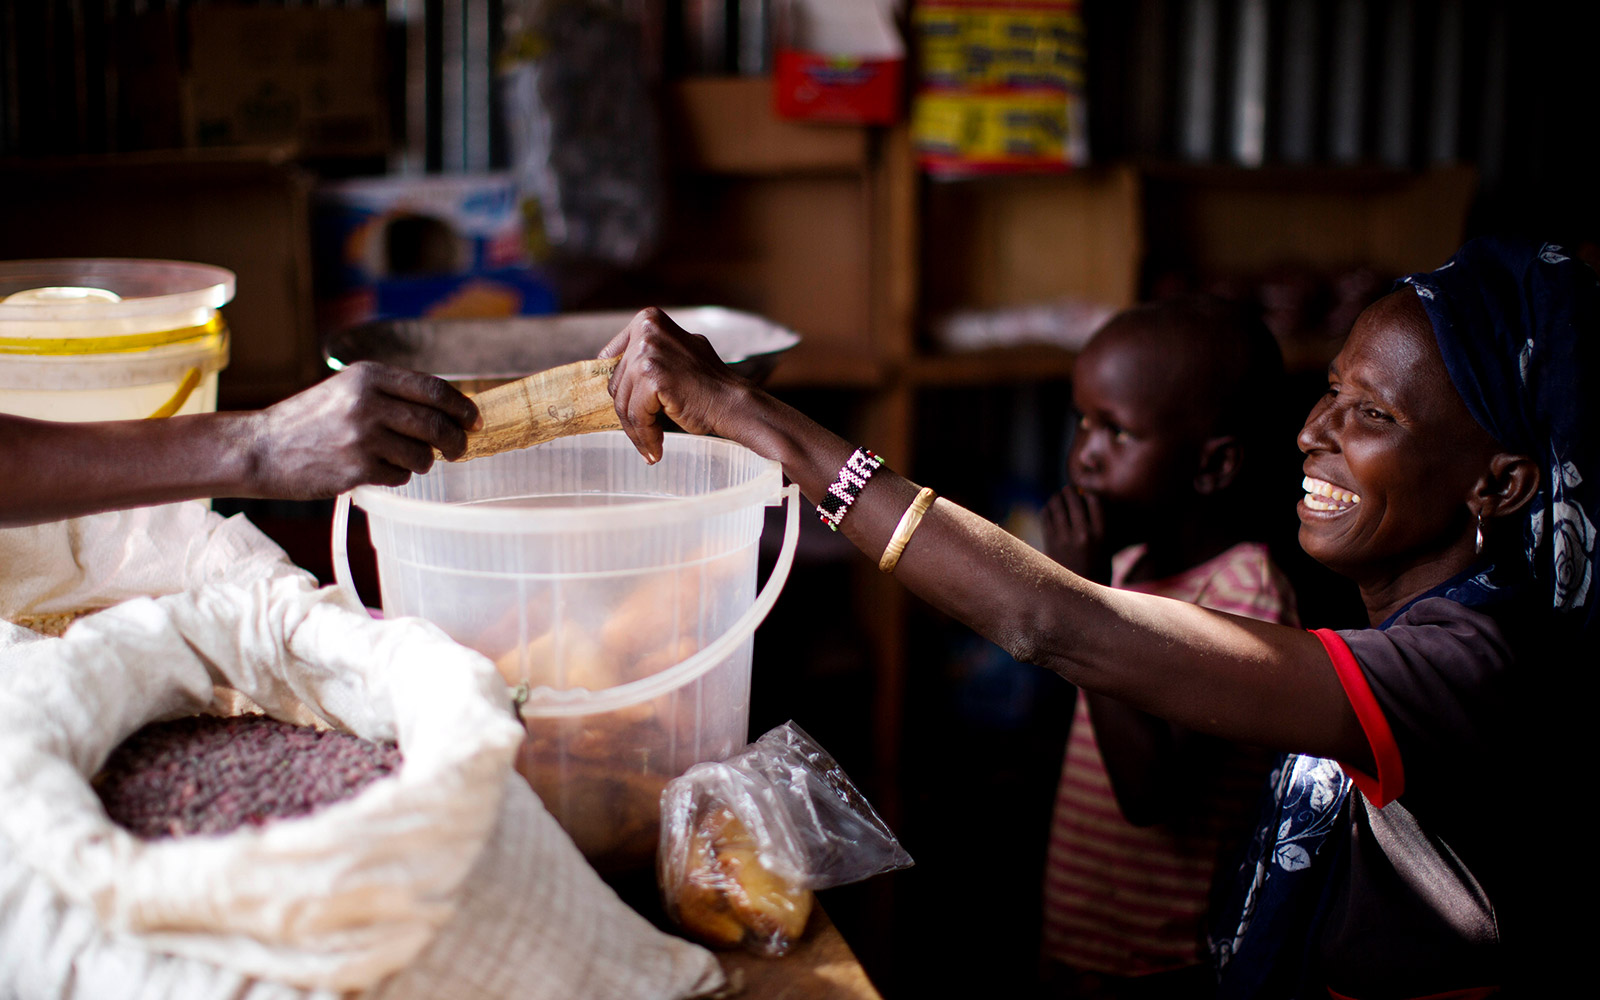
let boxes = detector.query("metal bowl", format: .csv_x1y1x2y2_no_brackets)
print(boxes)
322,306,801,392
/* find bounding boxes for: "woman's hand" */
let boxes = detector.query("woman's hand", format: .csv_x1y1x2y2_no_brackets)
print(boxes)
1042,483,1114,584
599,307,753,464
243,361,480,499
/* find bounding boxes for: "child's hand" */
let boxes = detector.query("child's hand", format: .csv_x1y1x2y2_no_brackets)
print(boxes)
244,362,480,499
1042,484,1114,584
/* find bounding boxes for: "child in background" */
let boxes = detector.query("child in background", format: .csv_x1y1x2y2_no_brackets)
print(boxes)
1038,297,1299,999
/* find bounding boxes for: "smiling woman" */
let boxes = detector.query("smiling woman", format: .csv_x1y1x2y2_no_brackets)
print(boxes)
1292,288,1528,623
598,236,1598,998
1209,243,1594,999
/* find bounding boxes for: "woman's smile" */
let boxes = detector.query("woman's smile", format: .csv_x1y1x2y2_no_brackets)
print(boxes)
1300,475,1360,513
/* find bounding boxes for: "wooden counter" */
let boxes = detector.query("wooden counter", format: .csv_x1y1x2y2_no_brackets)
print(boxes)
714,906,882,1000
609,871,882,1000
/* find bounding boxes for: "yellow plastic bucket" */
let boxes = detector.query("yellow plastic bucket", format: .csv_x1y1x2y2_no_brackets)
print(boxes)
0,259,233,421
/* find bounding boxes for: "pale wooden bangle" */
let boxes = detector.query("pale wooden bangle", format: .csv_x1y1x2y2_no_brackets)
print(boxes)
879,487,937,573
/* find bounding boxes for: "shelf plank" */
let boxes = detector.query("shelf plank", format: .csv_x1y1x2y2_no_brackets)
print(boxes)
668,78,872,176
907,346,1077,386
765,341,889,388
1141,163,1478,278
919,166,1143,316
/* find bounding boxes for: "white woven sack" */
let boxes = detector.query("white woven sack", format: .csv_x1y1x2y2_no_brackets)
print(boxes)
0,773,725,1000
0,503,298,621
0,526,723,999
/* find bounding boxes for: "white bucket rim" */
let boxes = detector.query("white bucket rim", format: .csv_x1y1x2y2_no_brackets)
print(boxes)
0,258,236,328
348,431,786,532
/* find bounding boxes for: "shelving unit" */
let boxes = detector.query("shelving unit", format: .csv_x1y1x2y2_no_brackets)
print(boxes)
1139,161,1480,280
640,82,1136,825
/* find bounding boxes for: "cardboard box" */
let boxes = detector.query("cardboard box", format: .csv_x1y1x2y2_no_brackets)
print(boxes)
313,173,558,332
187,7,389,158
910,1,1090,177
774,50,904,124
773,0,905,125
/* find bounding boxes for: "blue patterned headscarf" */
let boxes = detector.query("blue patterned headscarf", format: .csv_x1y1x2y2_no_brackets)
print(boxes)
1400,238,1599,630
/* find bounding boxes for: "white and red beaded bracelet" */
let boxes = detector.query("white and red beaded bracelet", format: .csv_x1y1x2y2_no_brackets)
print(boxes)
816,447,883,530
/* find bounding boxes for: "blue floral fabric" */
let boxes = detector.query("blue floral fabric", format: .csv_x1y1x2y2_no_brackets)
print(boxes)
1401,238,1600,628
1213,754,1351,999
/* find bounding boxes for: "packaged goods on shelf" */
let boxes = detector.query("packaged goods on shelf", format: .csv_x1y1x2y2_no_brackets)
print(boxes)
911,0,1089,177
312,173,557,333
772,0,906,124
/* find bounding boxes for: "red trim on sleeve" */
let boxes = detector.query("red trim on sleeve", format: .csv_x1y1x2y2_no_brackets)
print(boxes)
1312,628,1405,805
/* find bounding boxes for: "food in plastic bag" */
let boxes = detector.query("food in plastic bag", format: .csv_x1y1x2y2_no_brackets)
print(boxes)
94,714,403,841
673,803,814,951
659,721,914,956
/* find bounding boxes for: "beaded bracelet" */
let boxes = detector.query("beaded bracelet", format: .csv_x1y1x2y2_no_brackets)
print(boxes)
816,447,883,530
879,487,937,573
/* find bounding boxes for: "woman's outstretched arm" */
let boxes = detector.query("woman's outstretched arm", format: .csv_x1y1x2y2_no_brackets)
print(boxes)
602,308,1369,769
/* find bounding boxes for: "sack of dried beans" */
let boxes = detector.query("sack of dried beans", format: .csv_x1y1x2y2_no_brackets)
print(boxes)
0,572,723,1000
92,713,406,841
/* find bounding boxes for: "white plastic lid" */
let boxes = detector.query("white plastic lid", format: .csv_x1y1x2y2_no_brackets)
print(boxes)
0,259,235,338
1,286,123,306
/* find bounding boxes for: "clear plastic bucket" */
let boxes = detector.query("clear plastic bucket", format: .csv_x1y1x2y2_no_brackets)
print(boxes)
0,259,233,421
333,431,799,874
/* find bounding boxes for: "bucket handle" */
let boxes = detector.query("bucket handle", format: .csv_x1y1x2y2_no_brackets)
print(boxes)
332,491,362,612
580,480,800,708
329,485,804,702
144,366,202,419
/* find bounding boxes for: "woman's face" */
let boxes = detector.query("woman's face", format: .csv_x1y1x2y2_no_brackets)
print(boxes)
1296,290,1498,595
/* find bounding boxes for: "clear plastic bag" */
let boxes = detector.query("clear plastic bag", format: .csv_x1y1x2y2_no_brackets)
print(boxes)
499,0,662,269
658,721,913,956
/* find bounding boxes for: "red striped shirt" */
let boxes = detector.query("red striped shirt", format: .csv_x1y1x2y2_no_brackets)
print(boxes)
1042,543,1298,976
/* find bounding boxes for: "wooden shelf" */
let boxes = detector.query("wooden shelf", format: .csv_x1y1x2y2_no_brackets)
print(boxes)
1141,163,1478,278
1134,159,1470,191
766,342,890,389
919,166,1143,317
668,77,873,176
769,345,1077,390
906,345,1076,386
0,144,302,174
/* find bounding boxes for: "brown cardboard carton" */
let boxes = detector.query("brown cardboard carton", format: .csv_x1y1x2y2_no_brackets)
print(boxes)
187,7,389,159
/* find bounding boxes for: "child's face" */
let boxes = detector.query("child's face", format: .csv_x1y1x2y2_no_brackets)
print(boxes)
1067,328,1204,521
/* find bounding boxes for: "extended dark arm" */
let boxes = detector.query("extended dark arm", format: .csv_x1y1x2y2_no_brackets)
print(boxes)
0,362,478,527
602,309,1369,768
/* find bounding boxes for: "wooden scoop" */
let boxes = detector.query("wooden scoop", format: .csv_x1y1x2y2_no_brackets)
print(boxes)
447,356,622,462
